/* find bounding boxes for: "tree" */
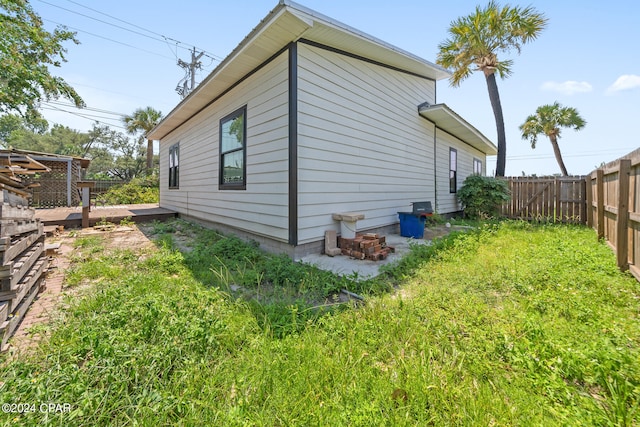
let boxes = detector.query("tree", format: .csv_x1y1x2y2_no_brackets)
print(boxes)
0,0,84,123
88,124,144,180
437,1,547,177
519,102,586,176
122,107,162,174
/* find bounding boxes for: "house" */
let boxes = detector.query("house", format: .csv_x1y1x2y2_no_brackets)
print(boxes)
147,0,497,257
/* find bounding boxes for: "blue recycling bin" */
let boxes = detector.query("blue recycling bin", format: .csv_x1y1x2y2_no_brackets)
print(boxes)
398,212,426,238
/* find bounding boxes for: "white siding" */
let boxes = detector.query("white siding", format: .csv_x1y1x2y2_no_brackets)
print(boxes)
159,51,290,242
434,129,486,214
297,44,436,244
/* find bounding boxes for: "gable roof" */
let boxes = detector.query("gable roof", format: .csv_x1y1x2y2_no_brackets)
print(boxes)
418,103,497,155
148,0,450,141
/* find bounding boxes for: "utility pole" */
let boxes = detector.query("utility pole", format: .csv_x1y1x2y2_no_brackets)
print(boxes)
176,47,205,99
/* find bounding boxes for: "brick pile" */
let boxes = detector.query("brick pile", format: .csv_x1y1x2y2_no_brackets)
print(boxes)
339,233,395,261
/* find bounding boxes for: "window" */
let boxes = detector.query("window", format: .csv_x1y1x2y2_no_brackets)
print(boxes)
473,158,483,175
169,143,179,189
219,106,247,190
449,148,457,193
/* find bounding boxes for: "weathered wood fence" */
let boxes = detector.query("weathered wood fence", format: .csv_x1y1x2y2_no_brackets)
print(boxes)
586,149,640,280
499,152,640,280
501,176,587,224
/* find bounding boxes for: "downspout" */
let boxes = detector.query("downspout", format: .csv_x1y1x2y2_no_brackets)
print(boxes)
288,42,298,247
433,82,438,213
433,127,438,213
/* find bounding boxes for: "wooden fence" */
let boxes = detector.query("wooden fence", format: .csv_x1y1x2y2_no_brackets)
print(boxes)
586,149,640,280
501,176,587,224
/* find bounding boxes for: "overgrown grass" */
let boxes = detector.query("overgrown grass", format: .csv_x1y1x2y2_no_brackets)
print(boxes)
1,221,638,425
169,225,355,338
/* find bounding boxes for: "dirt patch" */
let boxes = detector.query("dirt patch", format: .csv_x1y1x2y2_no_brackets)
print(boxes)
4,225,157,357
73,226,156,252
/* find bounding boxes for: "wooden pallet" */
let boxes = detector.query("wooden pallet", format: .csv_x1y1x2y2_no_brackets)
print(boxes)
0,241,44,291
0,277,42,352
0,224,44,265
0,219,40,238
0,255,48,313
0,190,29,207
0,301,6,323
0,203,35,220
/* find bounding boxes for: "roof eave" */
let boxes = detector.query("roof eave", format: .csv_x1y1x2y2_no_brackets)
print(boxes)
148,1,451,141
148,2,300,141
418,103,497,155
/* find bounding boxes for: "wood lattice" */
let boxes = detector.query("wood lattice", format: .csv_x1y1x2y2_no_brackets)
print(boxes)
21,160,82,208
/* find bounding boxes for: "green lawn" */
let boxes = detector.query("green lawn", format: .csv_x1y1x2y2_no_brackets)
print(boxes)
1,221,638,426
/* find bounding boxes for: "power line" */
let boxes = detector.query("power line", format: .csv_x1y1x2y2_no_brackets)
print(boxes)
43,100,127,118
60,81,171,109
38,0,170,46
41,107,122,123
37,0,224,62
64,0,173,41
43,18,175,61
41,105,127,131
35,0,230,115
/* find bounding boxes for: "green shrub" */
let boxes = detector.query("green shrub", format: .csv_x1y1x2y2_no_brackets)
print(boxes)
457,175,510,218
102,177,159,204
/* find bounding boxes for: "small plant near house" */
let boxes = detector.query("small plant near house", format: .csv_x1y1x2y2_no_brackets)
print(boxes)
457,174,510,219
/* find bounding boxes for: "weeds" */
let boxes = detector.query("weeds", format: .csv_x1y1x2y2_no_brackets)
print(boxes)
95,216,113,227
119,216,134,226
0,220,638,425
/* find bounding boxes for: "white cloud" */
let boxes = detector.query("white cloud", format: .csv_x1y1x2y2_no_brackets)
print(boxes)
540,81,593,95
606,74,640,94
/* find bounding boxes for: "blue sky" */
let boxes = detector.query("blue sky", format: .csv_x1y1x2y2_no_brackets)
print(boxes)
31,0,640,176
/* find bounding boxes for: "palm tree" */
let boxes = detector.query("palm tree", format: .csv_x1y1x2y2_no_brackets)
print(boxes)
519,102,586,176
123,107,163,174
437,1,547,177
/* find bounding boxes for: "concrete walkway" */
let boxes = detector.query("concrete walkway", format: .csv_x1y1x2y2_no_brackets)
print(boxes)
298,234,431,280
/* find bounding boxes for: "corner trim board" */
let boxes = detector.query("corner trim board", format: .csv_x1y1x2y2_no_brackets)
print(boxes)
288,42,298,246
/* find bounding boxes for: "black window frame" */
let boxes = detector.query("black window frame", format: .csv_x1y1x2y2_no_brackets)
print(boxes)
219,106,247,190
168,143,179,189
449,148,457,193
